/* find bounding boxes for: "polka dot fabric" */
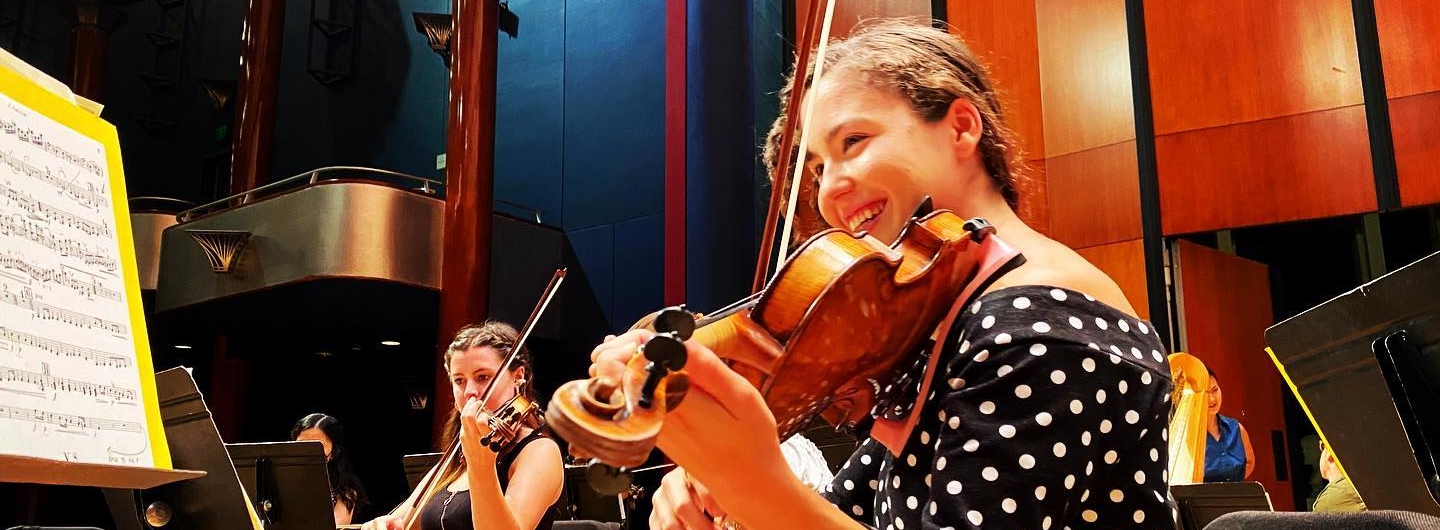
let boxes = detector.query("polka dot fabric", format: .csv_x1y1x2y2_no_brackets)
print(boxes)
822,286,1176,529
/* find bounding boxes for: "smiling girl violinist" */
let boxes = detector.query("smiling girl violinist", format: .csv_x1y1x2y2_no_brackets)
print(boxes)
585,19,1175,530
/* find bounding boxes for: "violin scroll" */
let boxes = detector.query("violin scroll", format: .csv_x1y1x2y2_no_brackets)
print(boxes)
479,393,545,451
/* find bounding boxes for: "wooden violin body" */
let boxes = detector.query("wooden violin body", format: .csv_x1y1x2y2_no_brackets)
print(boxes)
548,209,1004,468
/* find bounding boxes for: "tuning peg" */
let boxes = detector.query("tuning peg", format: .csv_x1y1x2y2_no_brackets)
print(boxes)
653,306,696,340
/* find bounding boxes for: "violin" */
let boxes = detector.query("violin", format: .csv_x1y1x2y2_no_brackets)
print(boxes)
547,205,1022,469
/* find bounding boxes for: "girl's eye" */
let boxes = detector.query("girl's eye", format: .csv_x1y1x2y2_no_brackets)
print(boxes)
843,134,867,150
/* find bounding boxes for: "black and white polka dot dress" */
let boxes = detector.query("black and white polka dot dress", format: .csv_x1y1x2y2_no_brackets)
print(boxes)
822,285,1176,529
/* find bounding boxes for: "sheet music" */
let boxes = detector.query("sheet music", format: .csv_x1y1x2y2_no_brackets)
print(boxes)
0,90,152,466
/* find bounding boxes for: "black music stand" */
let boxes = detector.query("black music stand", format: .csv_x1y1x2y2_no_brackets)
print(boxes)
1267,250,1440,516
402,452,442,492
1171,482,1272,530
102,367,258,530
228,441,334,530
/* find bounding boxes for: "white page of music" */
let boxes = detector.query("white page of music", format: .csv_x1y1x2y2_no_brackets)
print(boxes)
0,90,152,467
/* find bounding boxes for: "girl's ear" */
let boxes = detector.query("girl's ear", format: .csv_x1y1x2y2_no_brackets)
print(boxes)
944,98,984,161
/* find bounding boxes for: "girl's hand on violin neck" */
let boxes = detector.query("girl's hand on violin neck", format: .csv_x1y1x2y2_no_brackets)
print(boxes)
588,331,652,380
587,330,796,524
651,468,725,530
459,397,498,463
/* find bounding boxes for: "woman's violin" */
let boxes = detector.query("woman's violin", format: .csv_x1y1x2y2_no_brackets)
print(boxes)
547,204,1023,470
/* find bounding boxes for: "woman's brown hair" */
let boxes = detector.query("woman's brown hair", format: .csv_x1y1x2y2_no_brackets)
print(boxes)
762,19,1023,232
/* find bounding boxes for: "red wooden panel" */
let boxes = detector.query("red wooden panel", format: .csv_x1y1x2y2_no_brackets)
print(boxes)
1035,0,1135,157
947,0,1046,160
794,0,929,41
1175,241,1292,510
1144,0,1364,135
1047,141,1142,248
1074,239,1148,320
1392,91,1440,207
1157,106,1376,235
1374,0,1440,98
1015,158,1050,235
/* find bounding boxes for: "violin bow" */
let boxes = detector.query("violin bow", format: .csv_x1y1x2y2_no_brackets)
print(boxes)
398,268,568,530
750,0,839,293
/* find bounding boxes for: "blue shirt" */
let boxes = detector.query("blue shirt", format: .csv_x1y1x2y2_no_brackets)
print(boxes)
1204,413,1246,482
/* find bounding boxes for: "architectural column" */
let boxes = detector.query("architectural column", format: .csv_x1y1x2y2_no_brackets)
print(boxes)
433,0,500,439
70,1,107,102
230,0,286,194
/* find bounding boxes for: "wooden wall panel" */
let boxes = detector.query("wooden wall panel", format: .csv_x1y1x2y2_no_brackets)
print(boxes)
1035,0,1135,157
1047,141,1142,248
1075,239,1148,320
948,0,1046,160
1175,241,1292,510
1375,0,1440,99
1391,91,1440,207
1015,159,1050,236
1375,0,1440,208
1157,106,1376,235
947,0,1049,235
1145,0,1364,135
794,0,930,41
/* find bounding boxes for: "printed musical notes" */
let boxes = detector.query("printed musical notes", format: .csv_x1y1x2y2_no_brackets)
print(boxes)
0,118,105,178
0,326,131,368
0,404,142,433
0,81,151,466
1,284,127,334
0,365,137,401
0,251,120,301
0,180,112,237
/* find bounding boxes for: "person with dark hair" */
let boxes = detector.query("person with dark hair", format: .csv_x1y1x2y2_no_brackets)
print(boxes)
291,413,367,525
1204,368,1256,482
587,19,1175,530
361,320,563,530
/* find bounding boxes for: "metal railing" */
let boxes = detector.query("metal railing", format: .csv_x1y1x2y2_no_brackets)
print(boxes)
129,196,199,212
175,166,543,224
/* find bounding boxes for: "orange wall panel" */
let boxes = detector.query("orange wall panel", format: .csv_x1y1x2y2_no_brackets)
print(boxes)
1035,0,1135,157
1175,241,1292,510
794,0,930,40
1392,91,1440,207
1157,106,1376,235
1015,158,1050,235
1047,141,1142,248
1375,0,1440,99
948,0,1046,160
1145,0,1365,135
1375,0,1440,208
1075,239,1148,320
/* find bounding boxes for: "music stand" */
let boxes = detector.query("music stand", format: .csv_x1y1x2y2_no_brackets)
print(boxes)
1171,482,1272,530
1267,250,1440,516
228,441,334,530
402,453,442,492
102,367,259,529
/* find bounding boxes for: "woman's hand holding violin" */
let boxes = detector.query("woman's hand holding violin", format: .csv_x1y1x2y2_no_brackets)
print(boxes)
587,331,807,527
459,397,498,465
